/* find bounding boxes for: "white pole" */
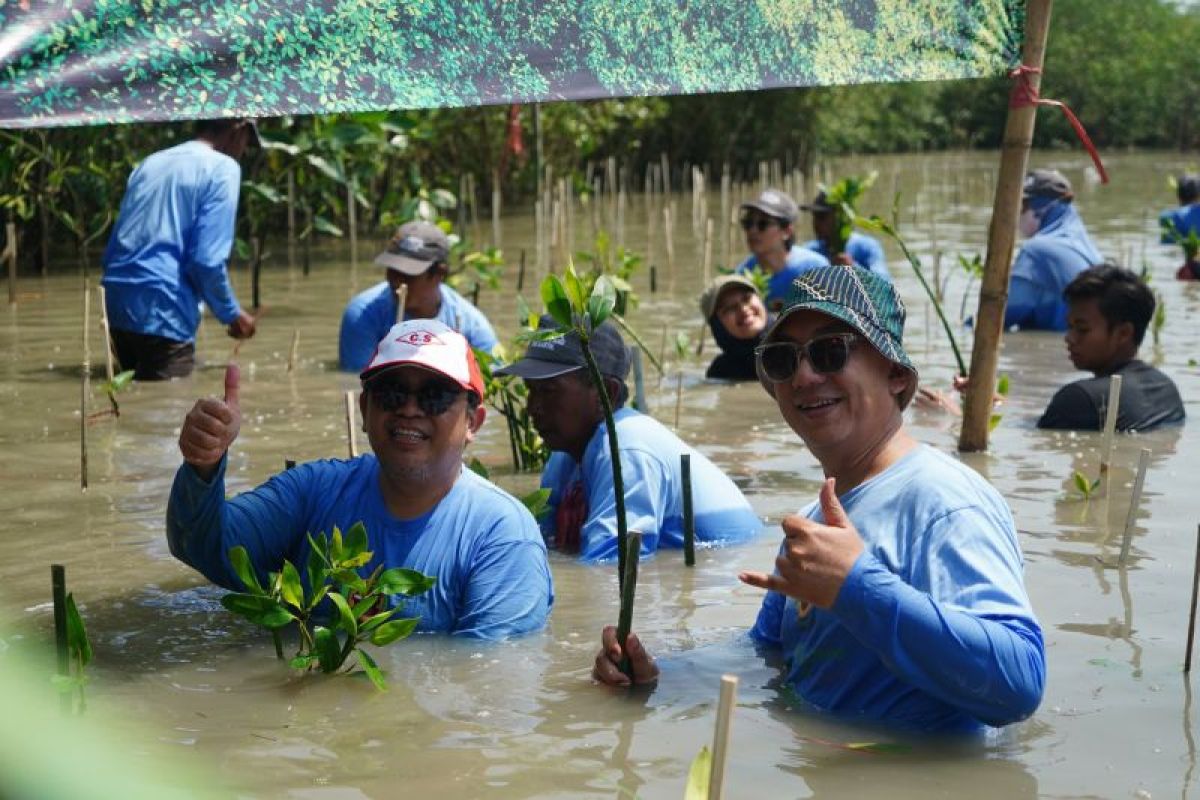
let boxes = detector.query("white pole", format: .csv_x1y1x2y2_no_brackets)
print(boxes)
345,391,359,459
1117,448,1152,568
1100,374,1123,474
708,674,738,800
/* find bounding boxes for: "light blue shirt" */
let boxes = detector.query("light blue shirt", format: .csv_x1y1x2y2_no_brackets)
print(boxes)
540,407,762,563
339,281,499,372
735,245,830,311
750,445,1044,732
802,232,891,280
1159,204,1200,245
102,140,243,343
167,456,553,640
1006,201,1100,331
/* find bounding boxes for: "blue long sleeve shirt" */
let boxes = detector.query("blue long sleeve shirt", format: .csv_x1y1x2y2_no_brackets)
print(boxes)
735,245,830,311
102,140,243,343
167,455,553,640
339,281,499,372
750,445,1045,732
1006,202,1100,331
1159,204,1200,245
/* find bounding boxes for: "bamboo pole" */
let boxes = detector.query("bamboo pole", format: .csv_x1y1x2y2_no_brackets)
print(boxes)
394,284,408,325
663,206,675,276
1185,523,1200,673
346,180,358,271
286,168,296,271
81,286,90,491
632,347,647,412
1117,448,1151,568
674,372,684,431
345,390,359,458
682,454,695,567
5,222,16,306
1100,374,1123,475
517,249,526,291
701,218,713,284
708,675,738,800
287,328,300,373
650,265,657,294
250,236,263,311
51,564,70,711
95,286,114,383
959,0,1053,452
491,169,502,249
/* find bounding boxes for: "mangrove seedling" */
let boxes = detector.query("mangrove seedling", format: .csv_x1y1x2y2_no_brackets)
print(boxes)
92,368,134,418
820,173,878,260
958,253,984,324
1152,290,1166,346
1072,470,1101,501
684,745,712,800
50,592,93,714
475,334,549,473
221,522,435,690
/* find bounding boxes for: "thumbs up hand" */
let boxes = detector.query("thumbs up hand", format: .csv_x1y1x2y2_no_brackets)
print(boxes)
738,478,864,609
179,363,244,481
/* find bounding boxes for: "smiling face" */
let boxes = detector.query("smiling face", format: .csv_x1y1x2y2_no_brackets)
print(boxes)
743,212,793,262
714,286,768,340
769,310,910,469
1064,297,1134,374
360,365,483,491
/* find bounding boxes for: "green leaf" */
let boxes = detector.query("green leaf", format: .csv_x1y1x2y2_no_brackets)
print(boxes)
220,594,295,628
563,265,587,313
356,649,388,691
312,215,344,237
586,276,617,328
64,593,93,669
289,653,317,670
343,521,369,561
377,568,437,597
305,535,329,602
330,526,344,562
328,592,358,637
279,561,304,609
520,488,552,519
996,374,1011,396
539,275,573,329
106,369,135,394
313,626,343,673
430,188,457,209
988,413,1003,432
684,746,711,800
359,606,400,632
332,569,367,593
228,546,264,594
1072,471,1094,498
467,457,490,479
369,617,419,646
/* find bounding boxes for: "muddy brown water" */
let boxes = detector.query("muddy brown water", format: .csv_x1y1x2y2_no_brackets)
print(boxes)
2,151,1199,798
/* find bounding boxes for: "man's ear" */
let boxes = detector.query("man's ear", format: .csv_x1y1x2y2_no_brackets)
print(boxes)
465,403,486,442
1112,320,1135,347
887,364,913,402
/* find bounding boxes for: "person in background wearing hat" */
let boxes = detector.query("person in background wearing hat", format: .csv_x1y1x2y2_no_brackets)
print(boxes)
733,188,830,312
102,117,260,379
496,318,761,563
1005,168,1101,331
168,319,553,639
595,266,1045,733
1158,174,1200,280
800,191,890,279
699,274,771,381
338,221,498,372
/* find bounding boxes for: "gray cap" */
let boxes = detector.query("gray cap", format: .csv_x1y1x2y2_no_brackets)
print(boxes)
374,221,450,275
1022,169,1073,201
495,316,630,381
699,274,758,318
739,189,799,223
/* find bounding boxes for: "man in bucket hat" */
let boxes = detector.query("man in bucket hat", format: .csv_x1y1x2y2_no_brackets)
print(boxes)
733,188,830,312
338,220,498,372
496,317,761,563
595,266,1045,732
169,319,552,639
1006,168,1101,330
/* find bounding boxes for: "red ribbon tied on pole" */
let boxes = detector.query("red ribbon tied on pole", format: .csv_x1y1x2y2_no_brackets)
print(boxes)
1009,65,1108,184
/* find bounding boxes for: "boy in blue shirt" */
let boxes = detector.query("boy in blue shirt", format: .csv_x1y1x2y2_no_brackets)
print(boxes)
595,266,1045,733
169,319,552,639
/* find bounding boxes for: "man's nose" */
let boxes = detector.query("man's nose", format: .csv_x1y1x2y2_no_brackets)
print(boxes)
789,354,826,389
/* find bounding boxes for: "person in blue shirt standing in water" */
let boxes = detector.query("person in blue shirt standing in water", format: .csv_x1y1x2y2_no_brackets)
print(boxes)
169,319,552,639
339,220,498,372
594,266,1045,733
496,318,761,563
102,117,259,379
1006,169,1101,330
799,191,890,280
734,189,829,312
1158,174,1200,280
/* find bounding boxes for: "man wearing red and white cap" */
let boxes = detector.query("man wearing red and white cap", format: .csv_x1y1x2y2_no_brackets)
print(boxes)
168,320,552,639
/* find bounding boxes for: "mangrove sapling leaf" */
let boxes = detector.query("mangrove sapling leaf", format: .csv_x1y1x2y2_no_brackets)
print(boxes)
221,594,296,628
358,607,401,633
229,546,266,595
64,593,93,672
343,521,370,561
684,745,712,800
988,413,1003,433
1072,471,1101,500
521,488,553,521
356,649,388,691
467,457,489,478
377,568,438,597
997,374,1011,397
563,266,588,313
540,275,574,329
313,626,342,673
674,332,690,361
279,561,304,609
369,618,420,647
328,592,359,637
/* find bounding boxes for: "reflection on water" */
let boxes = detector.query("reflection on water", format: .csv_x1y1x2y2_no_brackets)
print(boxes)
2,150,1200,798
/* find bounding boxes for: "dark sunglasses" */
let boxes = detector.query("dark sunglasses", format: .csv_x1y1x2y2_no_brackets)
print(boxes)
366,380,464,416
755,333,859,383
739,214,781,232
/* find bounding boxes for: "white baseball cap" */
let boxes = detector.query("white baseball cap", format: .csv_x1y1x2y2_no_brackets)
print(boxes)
359,320,485,399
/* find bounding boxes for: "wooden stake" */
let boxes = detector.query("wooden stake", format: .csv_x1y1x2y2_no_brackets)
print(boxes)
1100,374,1123,475
1117,448,1151,568
701,218,714,285
682,453,695,567
674,371,684,431
632,347,647,412
708,675,738,800
491,169,502,249
650,264,658,294
286,168,296,271
97,285,114,383
345,390,359,458
517,249,526,291
250,236,263,310
5,222,16,306
51,564,70,711
959,0,1053,452
663,206,675,276
1185,523,1200,673
394,284,408,325
81,286,90,491
346,180,358,270
287,328,300,373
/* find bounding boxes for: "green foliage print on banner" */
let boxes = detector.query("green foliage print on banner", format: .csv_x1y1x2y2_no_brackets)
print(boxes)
0,0,1022,128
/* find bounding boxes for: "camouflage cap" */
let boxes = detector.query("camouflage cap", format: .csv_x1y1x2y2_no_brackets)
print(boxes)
761,265,918,408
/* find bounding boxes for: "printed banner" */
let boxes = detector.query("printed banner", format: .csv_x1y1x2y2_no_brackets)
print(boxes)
0,0,1024,128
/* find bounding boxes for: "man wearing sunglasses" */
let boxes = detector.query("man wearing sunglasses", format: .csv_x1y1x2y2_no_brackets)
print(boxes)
168,320,553,639
733,189,830,312
339,221,499,372
496,318,761,563
595,266,1045,733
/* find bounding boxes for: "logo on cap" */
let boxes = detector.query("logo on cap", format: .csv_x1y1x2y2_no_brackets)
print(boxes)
395,328,446,347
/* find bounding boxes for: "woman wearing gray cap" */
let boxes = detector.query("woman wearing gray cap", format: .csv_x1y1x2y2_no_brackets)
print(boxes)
733,188,829,312
698,274,771,381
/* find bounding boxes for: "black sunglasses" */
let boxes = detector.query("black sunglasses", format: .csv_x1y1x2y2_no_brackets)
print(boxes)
755,333,859,383
366,380,464,416
739,214,782,232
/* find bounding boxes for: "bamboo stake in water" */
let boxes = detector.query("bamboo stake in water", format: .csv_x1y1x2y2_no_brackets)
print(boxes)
708,675,738,800
1185,523,1200,673
616,530,642,680
287,328,301,373
394,284,408,325
51,564,70,711
5,222,16,306
491,169,501,249
663,206,675,276
81,285,90,491
1117,448,1152,568
346,180,358,271
650,265,657,294
286,168,296,271
632,347,647,413
701,218,713,285
345,391,359,458
1100,374,1123,475
682,454,695,567
674,372,684,431
517,249,526,291
96,285,114,383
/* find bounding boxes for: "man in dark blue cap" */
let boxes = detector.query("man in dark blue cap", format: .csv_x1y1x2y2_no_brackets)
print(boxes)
595,265,1046,733
496,318,761,562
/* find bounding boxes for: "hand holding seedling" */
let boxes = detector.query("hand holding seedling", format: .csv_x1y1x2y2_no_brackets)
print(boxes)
593,625,658,687
179,363,242,481
739,478,863,609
